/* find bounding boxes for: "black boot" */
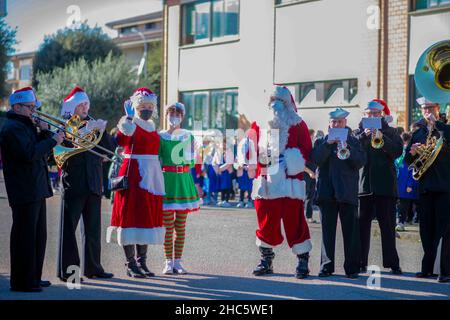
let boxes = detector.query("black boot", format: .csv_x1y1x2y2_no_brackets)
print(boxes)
296,253,310,279
253,247,275,276
136,245,154,277
126,259,146,278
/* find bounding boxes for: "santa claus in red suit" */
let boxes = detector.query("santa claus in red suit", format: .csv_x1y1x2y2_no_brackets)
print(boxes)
249,86,313,279
107,87,165,278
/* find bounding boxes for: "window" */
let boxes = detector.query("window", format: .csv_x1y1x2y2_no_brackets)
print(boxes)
285,79,358,107
6,61,14,80
181,0,239,46
120,26,137,36
413,0,450,10
180,88,238,131
19,65,31,81
145,22,161,30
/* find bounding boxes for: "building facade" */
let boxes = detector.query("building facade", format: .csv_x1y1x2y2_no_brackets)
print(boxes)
106,11,163,73
162,0,450,133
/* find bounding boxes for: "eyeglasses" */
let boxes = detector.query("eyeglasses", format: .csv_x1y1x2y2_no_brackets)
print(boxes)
19,104,36,110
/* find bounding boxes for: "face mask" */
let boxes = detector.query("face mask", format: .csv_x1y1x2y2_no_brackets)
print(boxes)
168,116,182,127
270,100,284,112
138,109,153,121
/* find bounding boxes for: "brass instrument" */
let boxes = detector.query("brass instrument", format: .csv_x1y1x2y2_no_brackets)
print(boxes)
408,123,443,181
33,110,122,167
337,140,350,160
408,40,450,180
371,129,384,149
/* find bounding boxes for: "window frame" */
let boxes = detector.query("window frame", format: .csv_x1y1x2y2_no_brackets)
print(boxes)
180,0,240,48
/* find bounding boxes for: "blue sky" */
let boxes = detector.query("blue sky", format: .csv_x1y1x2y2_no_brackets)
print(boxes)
5,0,162,54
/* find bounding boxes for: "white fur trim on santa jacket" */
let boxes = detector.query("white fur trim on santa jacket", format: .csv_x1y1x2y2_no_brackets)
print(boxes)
117,116,156,136
284,147,305,176
251,160,306,201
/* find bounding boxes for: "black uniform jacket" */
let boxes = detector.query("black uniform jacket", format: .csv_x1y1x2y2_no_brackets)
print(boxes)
353,118,403,198
404,118,450,194
62,116,116,198
0,111,56,206
310,127,366,206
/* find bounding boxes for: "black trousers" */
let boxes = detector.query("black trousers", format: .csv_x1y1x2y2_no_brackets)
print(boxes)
319,201,360,275
124,245,148,263
359,195,400,269
58,193,104,278
397,198,418,224
305,178,316,219
10,200,47,290
418,192,450,276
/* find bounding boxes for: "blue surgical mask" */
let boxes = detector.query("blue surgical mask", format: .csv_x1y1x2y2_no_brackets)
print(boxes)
270,100,284,112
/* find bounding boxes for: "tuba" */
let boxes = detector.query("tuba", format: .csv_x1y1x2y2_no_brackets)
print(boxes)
408,40,450,180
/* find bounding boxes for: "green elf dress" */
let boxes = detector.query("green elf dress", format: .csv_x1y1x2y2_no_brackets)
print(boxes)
159,129,201,213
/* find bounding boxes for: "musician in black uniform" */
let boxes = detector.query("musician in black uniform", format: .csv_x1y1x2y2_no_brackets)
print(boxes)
0,87,64,292
310,108,366,278
354,99,403,274
405,97,450,283
57,86,114,281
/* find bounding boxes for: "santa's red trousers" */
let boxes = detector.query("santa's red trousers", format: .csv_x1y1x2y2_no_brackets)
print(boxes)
254,198,311,250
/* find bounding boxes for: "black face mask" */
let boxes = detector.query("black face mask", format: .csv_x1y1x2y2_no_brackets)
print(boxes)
138,109,153,121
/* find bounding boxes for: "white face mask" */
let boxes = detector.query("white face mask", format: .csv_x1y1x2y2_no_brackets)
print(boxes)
168,116,182,127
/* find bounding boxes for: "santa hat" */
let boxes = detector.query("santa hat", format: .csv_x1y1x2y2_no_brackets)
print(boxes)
60,86,89,117
130,87,158,108
9,87,42,108
165,102,186,116
367,99,393,123
272,85,298,113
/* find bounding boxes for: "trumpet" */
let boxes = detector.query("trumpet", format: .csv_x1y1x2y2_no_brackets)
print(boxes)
371,129,384,149
33,110,123,167
337,140,350,160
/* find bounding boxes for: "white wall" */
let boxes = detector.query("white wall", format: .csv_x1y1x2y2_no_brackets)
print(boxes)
274,0,379,132
167,0,379,133
409,11,450,75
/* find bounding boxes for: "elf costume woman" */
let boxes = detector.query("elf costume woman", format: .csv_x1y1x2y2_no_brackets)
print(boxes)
159,102,201,274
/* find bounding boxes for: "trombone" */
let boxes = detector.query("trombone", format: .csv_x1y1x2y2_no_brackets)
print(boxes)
33,110,123,167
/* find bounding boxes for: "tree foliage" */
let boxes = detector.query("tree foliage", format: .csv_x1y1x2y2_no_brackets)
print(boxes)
33,23,121,87
36,53,136,131
0,18,17,99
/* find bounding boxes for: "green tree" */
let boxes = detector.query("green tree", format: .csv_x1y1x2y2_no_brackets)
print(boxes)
0,18,16,99
33,23,121,87
36,53,136,131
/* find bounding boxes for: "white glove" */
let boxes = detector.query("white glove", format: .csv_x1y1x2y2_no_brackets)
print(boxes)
86,119,107,133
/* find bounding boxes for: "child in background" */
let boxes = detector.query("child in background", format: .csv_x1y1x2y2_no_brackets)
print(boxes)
395,132,419,231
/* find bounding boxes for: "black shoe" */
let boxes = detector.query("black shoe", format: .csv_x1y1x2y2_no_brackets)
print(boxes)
126,262,146,278
295,253,310,279
346,273,359,279
39,280,52,287
415,272,434,278
438,276,450,283
391,267,403,275
253,247,274,276
137,257,155,278
10,287,43,293
86,272,114,279
360,266,367,273
318,271,332,278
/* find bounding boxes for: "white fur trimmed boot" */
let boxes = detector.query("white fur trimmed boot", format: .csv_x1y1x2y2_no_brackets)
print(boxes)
163,259,174,274
173,259,187,274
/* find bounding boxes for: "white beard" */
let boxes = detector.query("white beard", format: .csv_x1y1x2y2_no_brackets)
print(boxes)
262,108,302,154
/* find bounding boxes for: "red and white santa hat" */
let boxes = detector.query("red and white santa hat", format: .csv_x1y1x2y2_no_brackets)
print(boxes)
130,87,158,108
366,98,393,123
9,86,42,108
272,85,298,113
60,86,90,117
